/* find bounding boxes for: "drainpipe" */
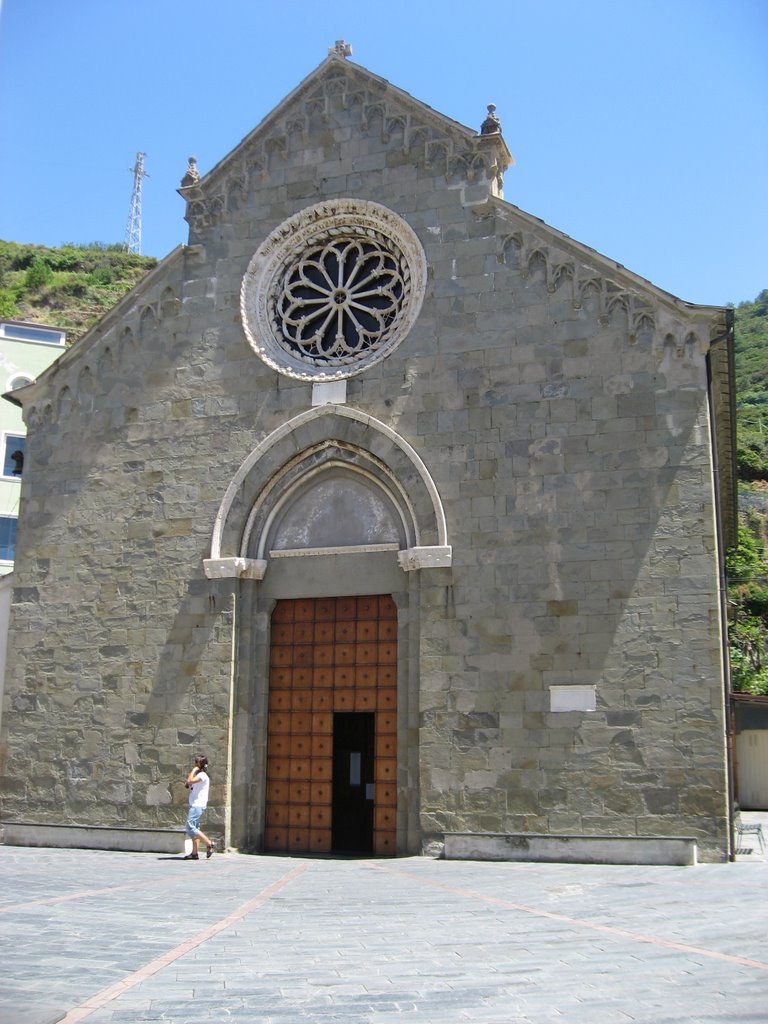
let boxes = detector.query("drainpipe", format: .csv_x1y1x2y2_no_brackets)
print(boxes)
707,308,737,860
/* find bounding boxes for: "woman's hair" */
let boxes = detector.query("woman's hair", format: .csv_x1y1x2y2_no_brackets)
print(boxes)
195,755,209,773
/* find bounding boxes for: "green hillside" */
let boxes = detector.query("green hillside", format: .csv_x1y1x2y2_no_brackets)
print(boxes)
734,289,768,483
0,240,157,341
728,289,768,693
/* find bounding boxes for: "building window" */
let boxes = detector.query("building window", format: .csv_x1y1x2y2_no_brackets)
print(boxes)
2,435,25,478
0,322,65,346
0,516,17,562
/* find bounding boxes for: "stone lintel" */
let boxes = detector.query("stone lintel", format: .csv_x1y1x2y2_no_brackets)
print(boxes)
398,545,453,571
203,557,267,580
270,544,399,558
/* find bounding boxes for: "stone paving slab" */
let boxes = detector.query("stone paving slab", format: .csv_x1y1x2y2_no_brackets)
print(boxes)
1,846,767,1023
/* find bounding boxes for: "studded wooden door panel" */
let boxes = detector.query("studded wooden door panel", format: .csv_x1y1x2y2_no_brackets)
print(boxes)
265,595,397,856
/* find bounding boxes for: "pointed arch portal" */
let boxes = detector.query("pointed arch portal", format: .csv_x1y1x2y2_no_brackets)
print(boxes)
205,406,451,856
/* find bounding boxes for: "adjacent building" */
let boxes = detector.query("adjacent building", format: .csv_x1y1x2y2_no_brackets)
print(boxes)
0,319,67,572
0,51,737,863
0,318,67,732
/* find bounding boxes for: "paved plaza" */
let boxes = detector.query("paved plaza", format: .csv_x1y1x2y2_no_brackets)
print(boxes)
2,840,767,1024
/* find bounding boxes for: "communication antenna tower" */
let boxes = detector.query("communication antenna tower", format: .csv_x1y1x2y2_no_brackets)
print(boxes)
125,152,148,254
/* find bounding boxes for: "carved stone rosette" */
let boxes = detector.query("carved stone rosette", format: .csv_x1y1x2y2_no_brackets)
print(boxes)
241,200,427,381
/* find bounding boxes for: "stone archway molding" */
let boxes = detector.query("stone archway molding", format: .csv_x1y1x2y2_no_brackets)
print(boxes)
204,406,451,580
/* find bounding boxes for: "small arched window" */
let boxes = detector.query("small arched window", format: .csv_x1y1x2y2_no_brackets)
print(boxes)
8,375,33,391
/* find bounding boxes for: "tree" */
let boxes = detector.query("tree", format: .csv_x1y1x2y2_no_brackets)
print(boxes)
25,257,53,290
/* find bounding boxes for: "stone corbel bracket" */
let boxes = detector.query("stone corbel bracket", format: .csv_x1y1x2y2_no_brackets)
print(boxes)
397,546,453,572
204,557,267,580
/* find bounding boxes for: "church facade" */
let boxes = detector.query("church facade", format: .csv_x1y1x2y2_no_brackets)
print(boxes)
0,50,737,862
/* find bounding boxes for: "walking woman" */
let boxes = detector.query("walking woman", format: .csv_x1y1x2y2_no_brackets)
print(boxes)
184,755,215,860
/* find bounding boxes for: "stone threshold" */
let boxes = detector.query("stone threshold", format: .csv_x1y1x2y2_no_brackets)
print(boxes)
1,821,185,855
443,832,698,866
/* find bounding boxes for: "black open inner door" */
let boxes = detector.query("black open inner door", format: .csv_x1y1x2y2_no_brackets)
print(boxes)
332,711,375,854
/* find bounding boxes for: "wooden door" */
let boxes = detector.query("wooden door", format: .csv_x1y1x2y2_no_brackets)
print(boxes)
264,595,397,856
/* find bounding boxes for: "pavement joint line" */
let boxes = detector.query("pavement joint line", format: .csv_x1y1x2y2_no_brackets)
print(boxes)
56,861,310,1023
0,875,185,914
0,856,244,914
366,862,768,974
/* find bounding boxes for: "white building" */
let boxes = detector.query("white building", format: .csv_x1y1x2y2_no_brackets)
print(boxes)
0,319,67,572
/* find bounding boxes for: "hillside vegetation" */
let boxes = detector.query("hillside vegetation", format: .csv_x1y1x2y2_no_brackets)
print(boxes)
728,289,768,694
0,240,157,341
734,290,768,482
2,241,768,693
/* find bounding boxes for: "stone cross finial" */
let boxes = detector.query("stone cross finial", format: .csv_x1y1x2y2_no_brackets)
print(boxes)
180,156,200,188
480,103,502,135
328,40,352,57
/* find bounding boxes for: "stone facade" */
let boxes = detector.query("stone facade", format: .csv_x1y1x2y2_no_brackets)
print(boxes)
0,54,736,862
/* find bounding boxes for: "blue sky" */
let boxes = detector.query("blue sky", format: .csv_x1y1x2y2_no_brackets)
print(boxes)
0,0,765,307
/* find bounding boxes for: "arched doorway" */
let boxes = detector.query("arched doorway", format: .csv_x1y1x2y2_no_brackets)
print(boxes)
204,407,452,856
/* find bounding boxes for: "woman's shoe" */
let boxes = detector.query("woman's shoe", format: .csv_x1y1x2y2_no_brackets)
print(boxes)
206,843,215,859
183,853,199,860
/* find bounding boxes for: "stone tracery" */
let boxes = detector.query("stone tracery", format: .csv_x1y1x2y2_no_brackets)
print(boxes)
241,199,427,381
278,235,406,363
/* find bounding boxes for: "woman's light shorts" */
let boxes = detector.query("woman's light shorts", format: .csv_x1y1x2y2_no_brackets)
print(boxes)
185,805,204,838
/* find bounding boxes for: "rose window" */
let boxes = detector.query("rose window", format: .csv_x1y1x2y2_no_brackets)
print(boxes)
241,200,427,381
278,237,405,362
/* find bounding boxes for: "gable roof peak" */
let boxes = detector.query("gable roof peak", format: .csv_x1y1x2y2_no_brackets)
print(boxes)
177,53,514,224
